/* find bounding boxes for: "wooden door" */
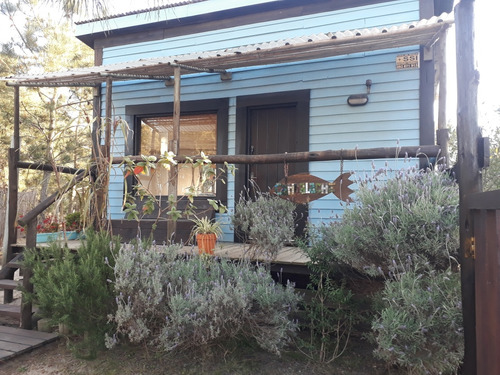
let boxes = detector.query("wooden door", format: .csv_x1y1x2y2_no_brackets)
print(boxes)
248,105,303,191
247,104,308,235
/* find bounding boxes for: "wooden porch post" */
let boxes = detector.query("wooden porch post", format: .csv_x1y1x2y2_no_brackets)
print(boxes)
7,86,20,262
20,220,36,330
94,78,112,231
92,86,102,163
167,66,181,242
436,34,449,167
455,0,480,373
2,86,20,304
104,77,113,160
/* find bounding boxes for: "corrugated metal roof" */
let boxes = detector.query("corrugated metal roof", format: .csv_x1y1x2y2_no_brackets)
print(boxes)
75,0,207,25
2,13,453,87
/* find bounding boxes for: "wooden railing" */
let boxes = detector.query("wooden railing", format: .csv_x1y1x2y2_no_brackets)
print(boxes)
9,162,89,329
5,144,443,329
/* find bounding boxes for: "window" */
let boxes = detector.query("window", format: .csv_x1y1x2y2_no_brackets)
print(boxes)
138,113,217,196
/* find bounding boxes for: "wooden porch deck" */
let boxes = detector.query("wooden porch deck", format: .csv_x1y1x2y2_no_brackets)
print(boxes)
15,239,310,268
0,325,58,363
189,242,309,266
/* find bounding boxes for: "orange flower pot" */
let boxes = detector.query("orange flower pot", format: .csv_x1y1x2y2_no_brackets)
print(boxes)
196,233,217,255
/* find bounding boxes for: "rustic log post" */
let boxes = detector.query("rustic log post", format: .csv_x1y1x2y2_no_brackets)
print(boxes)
167,66,181,242
93,78,112,231
436,34,449,167
2,86,20,303
5,86,20,264
92,86,102,162
455,0,480,373
104,76,112,160
20,219,36,330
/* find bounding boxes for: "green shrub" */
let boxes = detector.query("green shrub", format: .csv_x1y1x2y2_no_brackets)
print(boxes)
231,191,296,261
372,266,463,374
300,166,462,371
298,231,364,363
331,166,459,276
23,230,120,358
107,241,300,355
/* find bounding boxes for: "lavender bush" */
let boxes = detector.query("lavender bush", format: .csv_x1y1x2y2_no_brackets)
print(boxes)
372,265,463,374
331,166,459,276
106,241,299,355
304,165,463,371
232,191,296,261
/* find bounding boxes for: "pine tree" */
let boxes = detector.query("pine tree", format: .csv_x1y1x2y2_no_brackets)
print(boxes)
0,0,93,218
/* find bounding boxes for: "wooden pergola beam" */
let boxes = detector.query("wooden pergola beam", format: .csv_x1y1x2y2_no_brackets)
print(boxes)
1,15,453,88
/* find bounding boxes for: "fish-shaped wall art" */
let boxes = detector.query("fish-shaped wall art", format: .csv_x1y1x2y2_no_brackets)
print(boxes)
271,172,354,204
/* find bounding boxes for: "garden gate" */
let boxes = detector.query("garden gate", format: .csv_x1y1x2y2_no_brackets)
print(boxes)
467,190,500,375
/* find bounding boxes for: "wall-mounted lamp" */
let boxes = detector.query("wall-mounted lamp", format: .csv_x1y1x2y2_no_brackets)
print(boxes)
347,79,372,106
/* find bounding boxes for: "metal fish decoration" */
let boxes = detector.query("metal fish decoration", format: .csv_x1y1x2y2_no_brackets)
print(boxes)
271,172,354,204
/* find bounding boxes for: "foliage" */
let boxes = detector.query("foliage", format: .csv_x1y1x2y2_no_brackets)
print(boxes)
28,211,83,233
121,154,233,222
64,211,83,232
232,191,296,261
483,121,500,191
329,166,459,276
190,216,223,237
23,230,120,358
106,241,300,355
372,265,463,374
1,0,93,215
296,166,462,370
298,230,364,363
447,113,500,191
35,215,60,233
44,0,110,18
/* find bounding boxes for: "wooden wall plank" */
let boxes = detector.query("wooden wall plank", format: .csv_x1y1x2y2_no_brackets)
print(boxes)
102,1,423,231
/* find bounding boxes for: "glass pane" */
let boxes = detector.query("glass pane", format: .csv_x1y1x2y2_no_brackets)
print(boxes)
139,113,217,196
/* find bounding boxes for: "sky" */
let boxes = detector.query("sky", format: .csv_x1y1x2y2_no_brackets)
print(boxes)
471,2,499,134
0,0,498,134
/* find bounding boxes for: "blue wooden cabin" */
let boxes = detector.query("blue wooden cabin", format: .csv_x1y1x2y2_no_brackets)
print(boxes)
71,0,453,243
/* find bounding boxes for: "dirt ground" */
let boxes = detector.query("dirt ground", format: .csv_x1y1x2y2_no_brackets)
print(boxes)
0,332,395,375
0,267,394,375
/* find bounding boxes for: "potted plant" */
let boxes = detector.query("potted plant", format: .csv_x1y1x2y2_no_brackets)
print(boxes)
190,216,223,255
35,216,62,242
34,213,83,243
64,211,83,239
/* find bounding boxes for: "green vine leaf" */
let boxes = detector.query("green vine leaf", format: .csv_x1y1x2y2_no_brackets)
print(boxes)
167,207,182,222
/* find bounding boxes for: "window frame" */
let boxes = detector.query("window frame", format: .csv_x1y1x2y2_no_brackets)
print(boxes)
125,98,229,206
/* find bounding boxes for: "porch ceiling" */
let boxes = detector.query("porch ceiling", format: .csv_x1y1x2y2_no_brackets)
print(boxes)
1,13,453,87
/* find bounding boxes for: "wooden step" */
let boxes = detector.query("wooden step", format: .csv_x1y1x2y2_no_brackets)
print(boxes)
10,244,25,253
6,253,24,269
0,304,21,318
6,261,23,269
0,279,20,290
